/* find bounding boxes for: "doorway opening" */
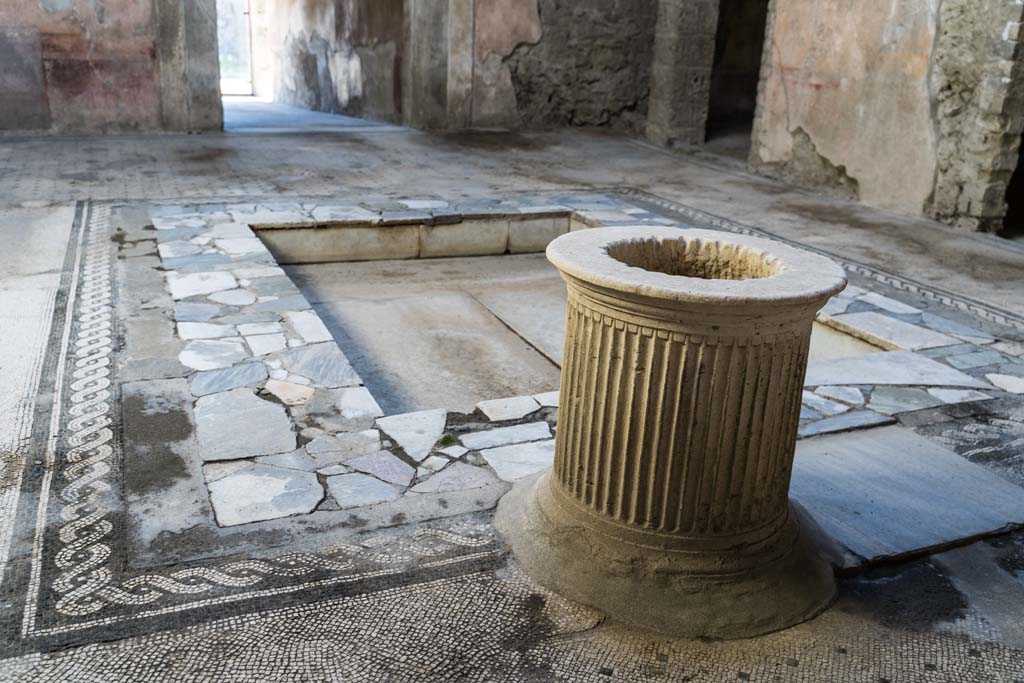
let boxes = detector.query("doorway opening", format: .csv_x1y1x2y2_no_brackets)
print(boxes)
217,0,253,95
704,0,771,160
1001,134,1024,239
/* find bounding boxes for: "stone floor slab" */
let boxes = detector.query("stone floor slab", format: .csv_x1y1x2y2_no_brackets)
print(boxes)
375,409,447,462
208,464,323,526
804,350,991,389
460,422,552,450
830,312,959,350
324,473,401,509
194,388,296,461
481,439,556,482
345,450,416,487
792,426,1024,567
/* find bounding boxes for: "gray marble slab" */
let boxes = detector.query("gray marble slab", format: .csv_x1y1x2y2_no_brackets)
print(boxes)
189,362,268,397
481,439,555,482
804,351,990,389
194,388,296,461
792,426,1024,567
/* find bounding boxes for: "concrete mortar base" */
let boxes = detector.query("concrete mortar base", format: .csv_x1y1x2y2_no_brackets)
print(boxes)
496,472,838,640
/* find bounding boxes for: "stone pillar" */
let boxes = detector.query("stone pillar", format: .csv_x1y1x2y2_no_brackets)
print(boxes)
496,227,846,639
646,0,720,146
155,0,223,131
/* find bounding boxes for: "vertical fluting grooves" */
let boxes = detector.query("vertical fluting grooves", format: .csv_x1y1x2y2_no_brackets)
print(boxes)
553,293,810,537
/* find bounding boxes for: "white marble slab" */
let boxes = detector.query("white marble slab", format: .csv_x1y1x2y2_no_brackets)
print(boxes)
460,422,551,450
830,312,958,350
481,439,555,482
375,408,447,462
476,395,541,421
804,351,990,389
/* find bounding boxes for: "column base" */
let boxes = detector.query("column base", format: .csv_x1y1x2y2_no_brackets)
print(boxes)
495,472,838,640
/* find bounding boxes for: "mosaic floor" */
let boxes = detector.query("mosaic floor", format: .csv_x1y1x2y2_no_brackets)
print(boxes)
2,188,1024,681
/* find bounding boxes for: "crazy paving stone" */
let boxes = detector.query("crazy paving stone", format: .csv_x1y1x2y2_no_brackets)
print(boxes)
311,205,381,224
264,379,315,405
324,473,400,510
285,310,333,343
174,301,224,322
237,322,283,335
476,395,541,421
190,362,268,397
375,409,447,462
798,410,895,438
232,265,286,279
179,339,249,371
867,388,946,415
800,406,823,421
208,464,322,526
920,313,995,345
255,448,319,472
419,455,450,473
246,333,288,356
409,462,500,494
280,343,362,388
167,271,237,300
460,422,551,450
250,294,312,312
177,322,235,339
202,460,251,483
927,388,993,404
304,387,383,431
345,450,416,487
987,374,1024,394
194,388,296,461
438,445,468,458
802,391,851,416
158,240,202,259
481,439,556,482
945,350,1007,370
533,391,559,408
207,222,255,239
855,292,921,314
830,312,959,350
209,288,257,306
804,351,989,389
305,429,382,469
215,237,267,256
815,385,865,405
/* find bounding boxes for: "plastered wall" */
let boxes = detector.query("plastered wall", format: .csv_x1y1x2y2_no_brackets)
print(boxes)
751,0,1024,230
0,0,221,132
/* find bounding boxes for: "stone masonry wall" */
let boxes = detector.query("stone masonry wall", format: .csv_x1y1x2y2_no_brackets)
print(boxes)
751,0,1024,232
929,0,1024,232
502,0,658,133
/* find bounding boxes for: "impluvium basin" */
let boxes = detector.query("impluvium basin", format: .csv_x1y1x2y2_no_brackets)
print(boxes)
495,226,848,639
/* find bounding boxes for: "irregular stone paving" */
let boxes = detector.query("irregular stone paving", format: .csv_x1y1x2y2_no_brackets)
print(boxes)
150,196,1024,528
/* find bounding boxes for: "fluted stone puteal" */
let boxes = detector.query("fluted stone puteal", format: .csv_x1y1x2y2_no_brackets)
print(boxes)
496,226,848,639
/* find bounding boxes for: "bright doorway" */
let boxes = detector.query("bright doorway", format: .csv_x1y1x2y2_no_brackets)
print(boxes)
217,0,253,95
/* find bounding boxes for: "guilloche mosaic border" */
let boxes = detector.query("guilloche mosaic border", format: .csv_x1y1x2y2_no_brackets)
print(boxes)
1,202,501,657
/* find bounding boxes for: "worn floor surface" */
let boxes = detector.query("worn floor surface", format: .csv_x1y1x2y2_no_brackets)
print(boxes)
1,99,1024,681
